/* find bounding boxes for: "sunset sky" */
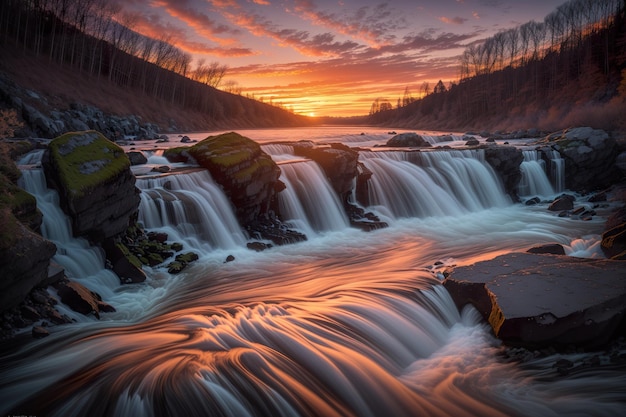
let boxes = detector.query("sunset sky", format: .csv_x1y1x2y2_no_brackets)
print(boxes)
116,0,566,117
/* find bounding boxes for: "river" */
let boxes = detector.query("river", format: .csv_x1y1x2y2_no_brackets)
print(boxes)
1,127,625,416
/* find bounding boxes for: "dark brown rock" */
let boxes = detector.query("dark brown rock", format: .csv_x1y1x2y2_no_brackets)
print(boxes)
186,132,280,225
540,128,620,192
385,132,432,148
32,325,49,339
548,195,575,211
443,253,626,349
102,238,147,284
42,131,140,241
292,142,359,198
127,151,147,165
0,222,56,312
482,145,524,200
601,223,626,260
527,243,566,255
55,280,115,319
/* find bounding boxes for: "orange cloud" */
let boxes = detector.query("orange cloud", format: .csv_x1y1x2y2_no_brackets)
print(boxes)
439,16,468,25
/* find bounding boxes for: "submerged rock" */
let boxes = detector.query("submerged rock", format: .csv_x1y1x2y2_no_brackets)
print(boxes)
443,253,626,349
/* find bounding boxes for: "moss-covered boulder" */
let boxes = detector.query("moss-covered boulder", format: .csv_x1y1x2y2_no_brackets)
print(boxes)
184,132,281,224
43,131,140,241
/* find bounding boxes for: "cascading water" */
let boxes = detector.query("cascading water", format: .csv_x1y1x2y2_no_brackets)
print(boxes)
518,150,555,197
263,143,351,234
136,170,246,250
277,160,349,235
16,151,120,317
3,129,624,417
548,149,565,193
359,150,510,219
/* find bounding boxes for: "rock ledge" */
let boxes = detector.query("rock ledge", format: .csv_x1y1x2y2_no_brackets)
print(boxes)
443,252,626,349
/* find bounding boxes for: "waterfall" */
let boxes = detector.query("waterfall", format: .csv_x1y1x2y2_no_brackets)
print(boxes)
277,161,349,235
548,150,565,193
17,152,120,311
136,170,246,250
420,134,466,145
518,150,555,197
360,150,510,219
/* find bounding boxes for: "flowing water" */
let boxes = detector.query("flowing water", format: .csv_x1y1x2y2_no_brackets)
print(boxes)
2,128,625,417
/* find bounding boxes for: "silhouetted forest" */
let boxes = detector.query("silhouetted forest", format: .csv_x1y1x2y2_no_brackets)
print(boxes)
0,0,309,128
368,0,626,133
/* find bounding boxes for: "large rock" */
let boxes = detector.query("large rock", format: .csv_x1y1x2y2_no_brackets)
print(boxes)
0,221,56,311
54,279,115,319
385,132,432,148
292,142,358,198
443,253,626,349
540,127,620,192
185,132,281,225
42,131,140,241
482,145,524,200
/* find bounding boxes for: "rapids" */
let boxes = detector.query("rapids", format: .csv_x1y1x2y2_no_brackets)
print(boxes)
2,127,625,417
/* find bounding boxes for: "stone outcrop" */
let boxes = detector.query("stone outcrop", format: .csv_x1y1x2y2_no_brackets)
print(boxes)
42,131,140,241
292,142,358,199
601,198,626,260
0,221,56,311
0,73,167,139
54,279,116,319
184,132,281,225
540,127,620,192
482,145,524,200
289,141,387,231
443,252,626,349
0,141,57,312
385,132,432,148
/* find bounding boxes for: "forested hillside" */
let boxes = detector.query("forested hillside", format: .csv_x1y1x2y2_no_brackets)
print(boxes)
0,0,310,132
368,0,626,133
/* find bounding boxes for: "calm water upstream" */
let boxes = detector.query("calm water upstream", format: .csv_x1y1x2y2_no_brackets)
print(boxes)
2,127,625,416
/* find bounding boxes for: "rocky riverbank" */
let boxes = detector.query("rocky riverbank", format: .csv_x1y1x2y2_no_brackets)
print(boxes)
1,127,625,349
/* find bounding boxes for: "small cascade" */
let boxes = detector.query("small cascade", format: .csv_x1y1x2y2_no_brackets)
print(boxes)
17,152,120,308
548,149,565,193
278,161,349,234
360,150,510,219
518,150,555,197
136,170,246,250
420,134,466,145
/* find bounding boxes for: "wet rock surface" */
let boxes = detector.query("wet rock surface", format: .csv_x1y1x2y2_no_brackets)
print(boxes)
444,252,626,349
42,131,140,241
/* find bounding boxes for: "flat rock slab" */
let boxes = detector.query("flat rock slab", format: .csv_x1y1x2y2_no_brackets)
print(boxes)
443,253,626,349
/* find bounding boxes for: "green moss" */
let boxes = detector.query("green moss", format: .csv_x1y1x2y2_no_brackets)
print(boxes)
49,131,130,197
167,261,185,274
10,188,36,211
189,132,260,168
0,142,31,247
0,208,18,249
163,147,189,163
115,242,143,269
146,252,164,266
175,252,199,263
